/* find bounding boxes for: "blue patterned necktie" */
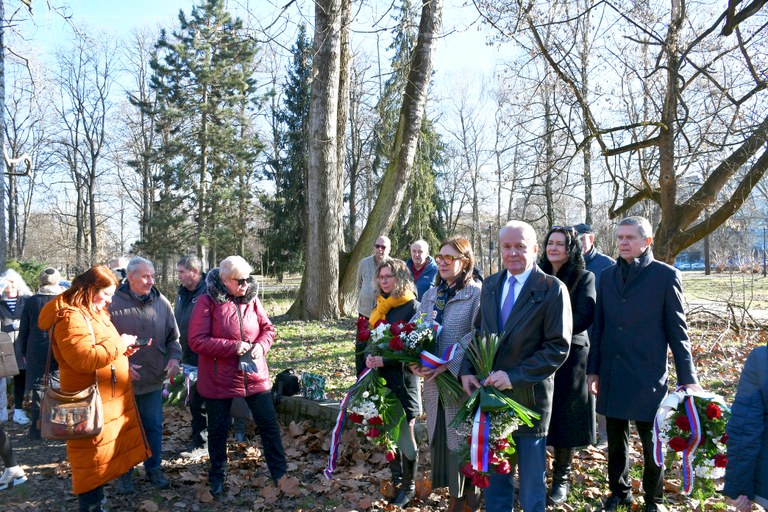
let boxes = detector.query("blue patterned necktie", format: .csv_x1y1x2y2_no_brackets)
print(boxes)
499,276,516,329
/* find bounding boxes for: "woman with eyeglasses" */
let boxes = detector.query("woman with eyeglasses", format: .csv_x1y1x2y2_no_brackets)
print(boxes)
189,256,286,496
365,257,421,507
410,237,482,512
539,226,596,506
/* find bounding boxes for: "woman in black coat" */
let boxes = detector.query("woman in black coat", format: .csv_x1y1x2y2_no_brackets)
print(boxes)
17,268,65,439
539,226,596,506
365,257,421,508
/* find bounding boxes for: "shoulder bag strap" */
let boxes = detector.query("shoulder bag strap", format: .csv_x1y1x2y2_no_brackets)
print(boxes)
44,323,55,388
79,312,99,385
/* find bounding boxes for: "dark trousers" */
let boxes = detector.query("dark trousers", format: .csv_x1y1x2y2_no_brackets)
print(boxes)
0,427,17,467
205,392,286,483
78,485,104,512
13,371,25,409
606,417,663,503
189,383,207,438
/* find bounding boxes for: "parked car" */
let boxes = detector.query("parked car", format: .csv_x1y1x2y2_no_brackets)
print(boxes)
691,262,705,270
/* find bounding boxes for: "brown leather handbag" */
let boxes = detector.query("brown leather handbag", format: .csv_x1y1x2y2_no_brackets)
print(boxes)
40,313,103,440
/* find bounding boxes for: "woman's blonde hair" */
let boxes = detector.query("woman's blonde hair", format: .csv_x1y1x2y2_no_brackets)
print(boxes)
219,256,253,280
374,258,416,299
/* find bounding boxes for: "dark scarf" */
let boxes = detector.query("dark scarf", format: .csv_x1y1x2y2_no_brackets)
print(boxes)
434,281,457,326
617,248,651,283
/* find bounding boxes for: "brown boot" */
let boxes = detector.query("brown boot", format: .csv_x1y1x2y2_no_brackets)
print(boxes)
447,497,465,512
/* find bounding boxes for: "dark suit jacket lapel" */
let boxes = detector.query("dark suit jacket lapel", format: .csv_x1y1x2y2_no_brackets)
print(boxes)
500,266,547,338
486,272,502,335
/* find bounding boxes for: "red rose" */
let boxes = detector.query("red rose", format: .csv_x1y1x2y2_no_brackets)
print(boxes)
714,454,728,468
401,322,416,334
357,328,371,342
389,335,404,351
488,451,500,465
467,436,473,445
348,413,364,424
366,428,380,438
357,316,369,330
495,459,512,474
675,415,691,431
374,319,385,328
707,403,722,420
460,462,475,477
386,451,397,462
720,433,728,445
669,436,688,452
368,416,384,425
471,473,490,489
390,321,405,336
494,439,511,451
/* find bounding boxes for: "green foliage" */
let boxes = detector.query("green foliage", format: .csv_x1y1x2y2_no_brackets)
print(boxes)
260,25,312,279
141,0,263,265
5,259,47,291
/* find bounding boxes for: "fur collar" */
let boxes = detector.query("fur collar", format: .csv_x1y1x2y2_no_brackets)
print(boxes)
205,268,258,305
37,284,65,296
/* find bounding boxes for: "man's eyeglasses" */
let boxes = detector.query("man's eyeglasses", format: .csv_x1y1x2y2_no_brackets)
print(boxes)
374,244,388,250
435,255,465,265
233,277,253,286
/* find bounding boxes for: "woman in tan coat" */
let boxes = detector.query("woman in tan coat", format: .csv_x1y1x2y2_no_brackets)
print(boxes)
39,266,149,512
411,237,482,512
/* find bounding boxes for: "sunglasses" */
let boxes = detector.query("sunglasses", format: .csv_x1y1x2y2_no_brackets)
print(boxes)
374,244,388,250
435,254,465,265
232,277,253,286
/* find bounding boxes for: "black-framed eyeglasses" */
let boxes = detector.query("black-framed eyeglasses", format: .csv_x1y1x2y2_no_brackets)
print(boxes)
374,244,388,250
435,254,465,265
233,277,253,286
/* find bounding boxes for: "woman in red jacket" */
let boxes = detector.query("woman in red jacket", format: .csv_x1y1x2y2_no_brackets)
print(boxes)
188,256,286,496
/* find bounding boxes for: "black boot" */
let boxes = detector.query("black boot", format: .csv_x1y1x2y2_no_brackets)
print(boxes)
548,447,574,506
392,454,418,508
388,451,403,501
78,485,105,512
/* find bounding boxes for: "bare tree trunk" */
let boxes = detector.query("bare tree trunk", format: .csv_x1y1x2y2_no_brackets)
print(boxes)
291,0,345,320
0,0,6,272
338,0,444,315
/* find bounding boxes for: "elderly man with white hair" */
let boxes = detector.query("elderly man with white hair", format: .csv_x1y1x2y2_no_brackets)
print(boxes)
406,239,438,300
109,257,182,493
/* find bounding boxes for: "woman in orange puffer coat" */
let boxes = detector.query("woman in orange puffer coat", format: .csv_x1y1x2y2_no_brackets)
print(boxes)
39,266,149,512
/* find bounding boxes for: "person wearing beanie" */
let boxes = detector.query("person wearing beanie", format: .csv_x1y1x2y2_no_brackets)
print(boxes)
16,268,65,438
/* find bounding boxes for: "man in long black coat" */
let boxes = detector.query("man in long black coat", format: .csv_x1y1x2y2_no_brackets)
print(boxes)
461,220,572,512
587,216,704,512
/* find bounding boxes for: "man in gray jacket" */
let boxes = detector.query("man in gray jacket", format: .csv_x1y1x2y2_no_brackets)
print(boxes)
109,257,182,492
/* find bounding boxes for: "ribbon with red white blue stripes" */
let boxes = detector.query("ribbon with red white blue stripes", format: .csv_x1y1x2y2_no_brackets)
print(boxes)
681,395,703,494
324,368,372,480
420,343,458,370
470,408,490,472
652,387,706,495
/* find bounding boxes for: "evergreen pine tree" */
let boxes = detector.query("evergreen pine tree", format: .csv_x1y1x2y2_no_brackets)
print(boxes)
261,25,312,280
143,0,261,268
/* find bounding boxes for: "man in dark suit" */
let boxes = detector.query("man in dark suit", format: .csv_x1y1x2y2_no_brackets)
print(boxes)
461,221,572,512
587,216,703,512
